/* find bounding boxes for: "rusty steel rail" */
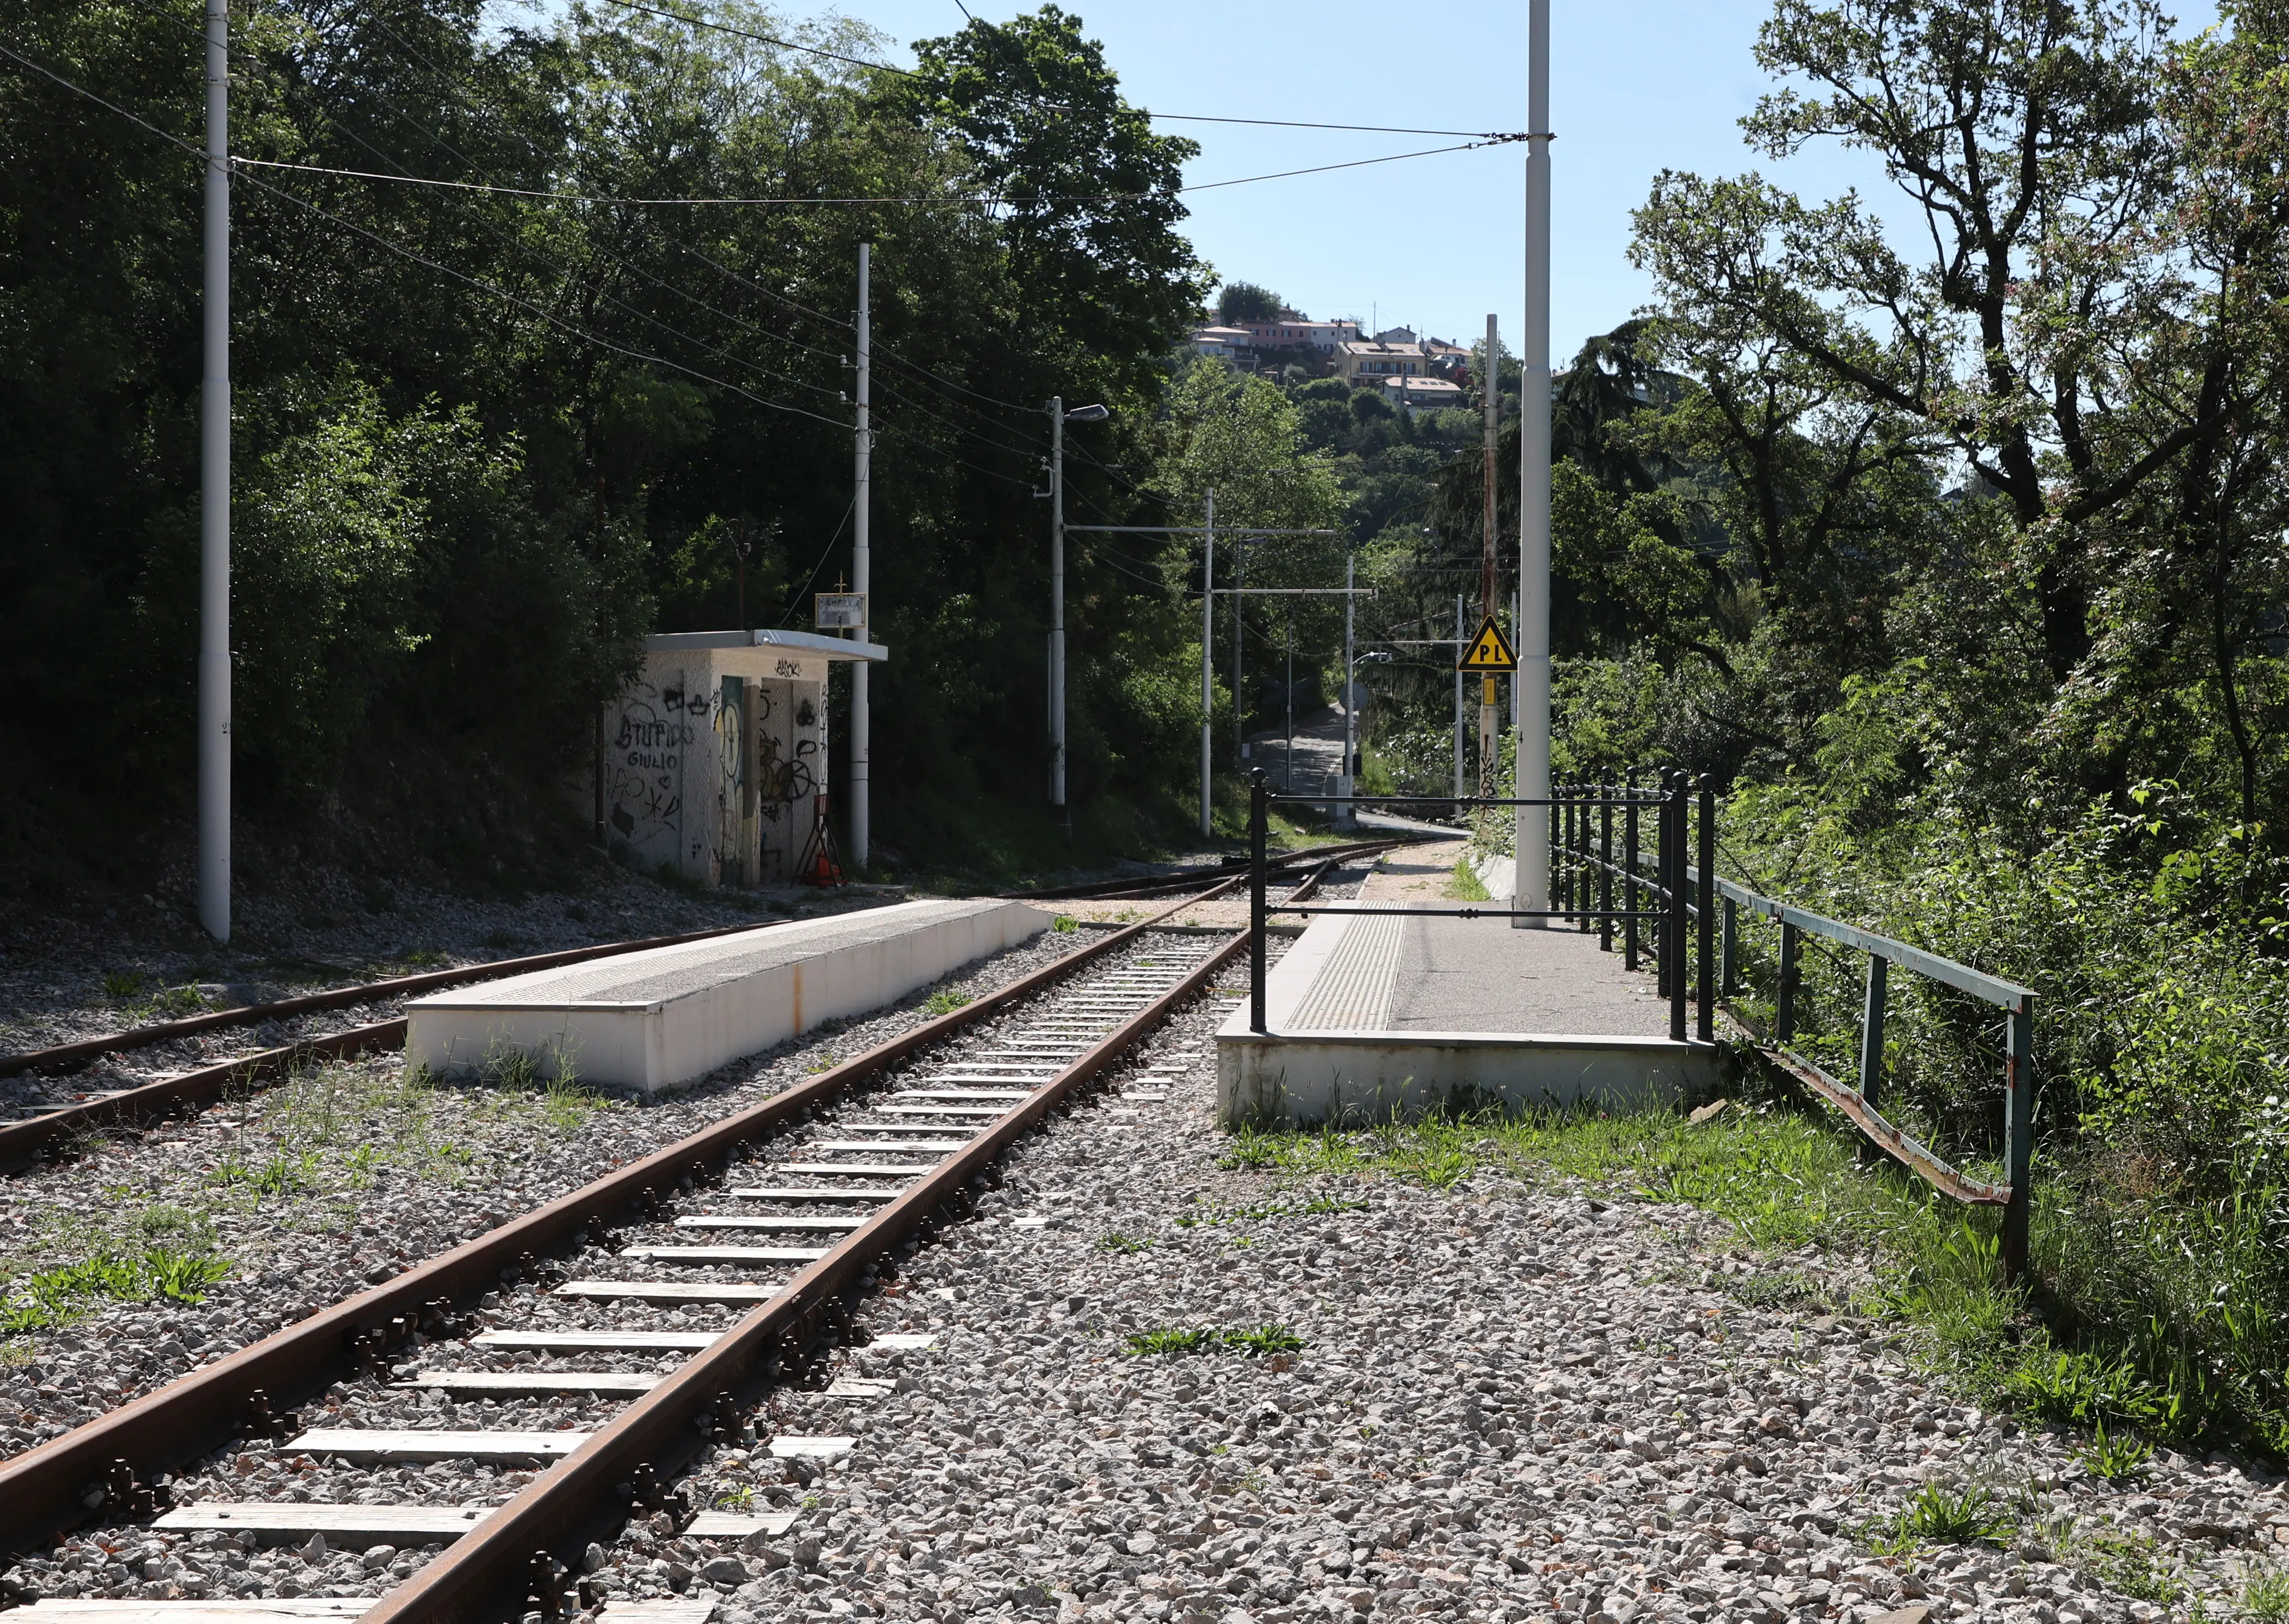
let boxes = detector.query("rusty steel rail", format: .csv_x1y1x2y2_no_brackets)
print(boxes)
0,884,1235,1554
0,1020,414,1173
1013,836,1407,901
0,920,839,1173
0,921,785,1080
367,929,1252,1624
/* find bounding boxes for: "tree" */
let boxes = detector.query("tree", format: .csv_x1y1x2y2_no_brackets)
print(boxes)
1216,281,1284,324
891,8,1207,404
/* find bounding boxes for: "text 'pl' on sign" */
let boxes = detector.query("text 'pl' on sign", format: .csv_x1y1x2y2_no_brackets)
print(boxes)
1456,617,1518,674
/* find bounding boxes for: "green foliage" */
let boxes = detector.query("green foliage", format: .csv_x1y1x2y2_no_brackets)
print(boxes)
1124,1324,1304,1357
921,989,973,1016
2077,1421,2156,1483
1094,1230,1153,1254
2240,1560,2289,1623
1867,1482,2016,1553
1215,282,1283,324
0,0,1222,885
1052,916,1079,933
1,1245,232,1333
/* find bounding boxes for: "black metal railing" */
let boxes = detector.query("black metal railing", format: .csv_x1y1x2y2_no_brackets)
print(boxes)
1545,772,2037,1281
1247,772,1703,1039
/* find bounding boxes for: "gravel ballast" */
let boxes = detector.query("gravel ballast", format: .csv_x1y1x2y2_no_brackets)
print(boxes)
0,924,1097,1452
7,926,2278,1624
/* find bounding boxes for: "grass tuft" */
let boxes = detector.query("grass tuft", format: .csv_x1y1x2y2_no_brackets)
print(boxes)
922,989,973,1016
1867,1481,2017,1552
1124,1323,1306,1357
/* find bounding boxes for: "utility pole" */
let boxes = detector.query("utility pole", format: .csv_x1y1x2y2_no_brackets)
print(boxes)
1198,489,1215,838
199,0,231,944
1453,593,1467,807
1042,398,1107,834
1047,394,1067,830
1479,311,1500,806
1515,0,1554,925
1283,608,1295,793
1231,541,1245,764
850,243,872,870
1338,550,1355,830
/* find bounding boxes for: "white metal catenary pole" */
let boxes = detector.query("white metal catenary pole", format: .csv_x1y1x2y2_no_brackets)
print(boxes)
1198,488,1215,837
1479,311,1500,804
1339,550,1355,830
1515,0,1554,927
199,0,231,943
850,242,871,870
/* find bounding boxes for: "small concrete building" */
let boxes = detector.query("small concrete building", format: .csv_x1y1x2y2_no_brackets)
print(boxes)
603,629,886,887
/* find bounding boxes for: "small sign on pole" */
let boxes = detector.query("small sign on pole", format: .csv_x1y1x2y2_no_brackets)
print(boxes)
815,592,866,630
1456,617,1518,673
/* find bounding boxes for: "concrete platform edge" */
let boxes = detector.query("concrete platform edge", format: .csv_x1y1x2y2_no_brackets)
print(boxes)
1214,1011,1728,1128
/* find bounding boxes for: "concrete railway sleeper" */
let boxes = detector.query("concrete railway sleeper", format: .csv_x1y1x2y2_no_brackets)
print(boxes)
0,893,1265,1624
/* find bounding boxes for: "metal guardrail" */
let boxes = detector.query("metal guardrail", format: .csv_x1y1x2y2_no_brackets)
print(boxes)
1550,773,2037,1281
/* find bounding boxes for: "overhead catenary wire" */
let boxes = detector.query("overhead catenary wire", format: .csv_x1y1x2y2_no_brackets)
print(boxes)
0,39,856,434
602,0,1527,141
236,3,1054,443
228,137,1515,205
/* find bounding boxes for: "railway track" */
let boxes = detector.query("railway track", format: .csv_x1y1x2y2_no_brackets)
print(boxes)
1012,835,1409,901
0,914,880,1174
0,883,1272,1624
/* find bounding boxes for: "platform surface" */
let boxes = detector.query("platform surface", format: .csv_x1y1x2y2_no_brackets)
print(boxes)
1219,838,1718,1126
405,898,1046,1094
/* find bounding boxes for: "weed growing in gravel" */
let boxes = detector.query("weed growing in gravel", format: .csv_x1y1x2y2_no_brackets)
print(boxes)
1052,916,1078,933
2077,1420,2155,1482
101,969,150,1001
399,948,448,969
2240,1561,2289,1622
1095,1230,1154,1254
1867,1481,2017,1552
1125,1324,1307,1357
1446,860,1492,902
208,1150,319,1199
2072,1527,2183,1606
1,1245,232,1333
922,990,973,1016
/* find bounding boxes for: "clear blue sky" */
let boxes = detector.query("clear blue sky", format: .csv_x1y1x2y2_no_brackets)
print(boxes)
511,0,2221,358
784,0,1896,359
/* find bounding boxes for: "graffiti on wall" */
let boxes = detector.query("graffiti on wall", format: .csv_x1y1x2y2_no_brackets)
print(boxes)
606,677,707,857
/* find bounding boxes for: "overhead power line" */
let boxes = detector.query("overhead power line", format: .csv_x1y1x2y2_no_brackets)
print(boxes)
228,136,1515,204
601,0,1528,142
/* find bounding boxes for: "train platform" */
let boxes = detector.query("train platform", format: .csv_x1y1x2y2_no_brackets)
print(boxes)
1215,833,1722,1126
405,898,1048,1096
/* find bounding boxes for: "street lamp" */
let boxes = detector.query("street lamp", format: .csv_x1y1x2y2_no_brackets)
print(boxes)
1048,399,1109,830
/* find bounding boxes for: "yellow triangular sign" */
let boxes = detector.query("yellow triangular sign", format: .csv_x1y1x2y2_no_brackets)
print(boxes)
1457,616,1518,673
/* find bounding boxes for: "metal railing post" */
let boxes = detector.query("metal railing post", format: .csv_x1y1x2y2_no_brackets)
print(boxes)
1775,921,1799,1043
1720,897,1737,999
1667,774,1688,1042
1859,953,1888,1116
2002,995,2034,1283
1546,794,1560,915
1566,786,1578,920
1249,771,1268,1033
1622,787,1639,972
1696,774,1715,1043
1598,782,1614,952
1653,773,1670,997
